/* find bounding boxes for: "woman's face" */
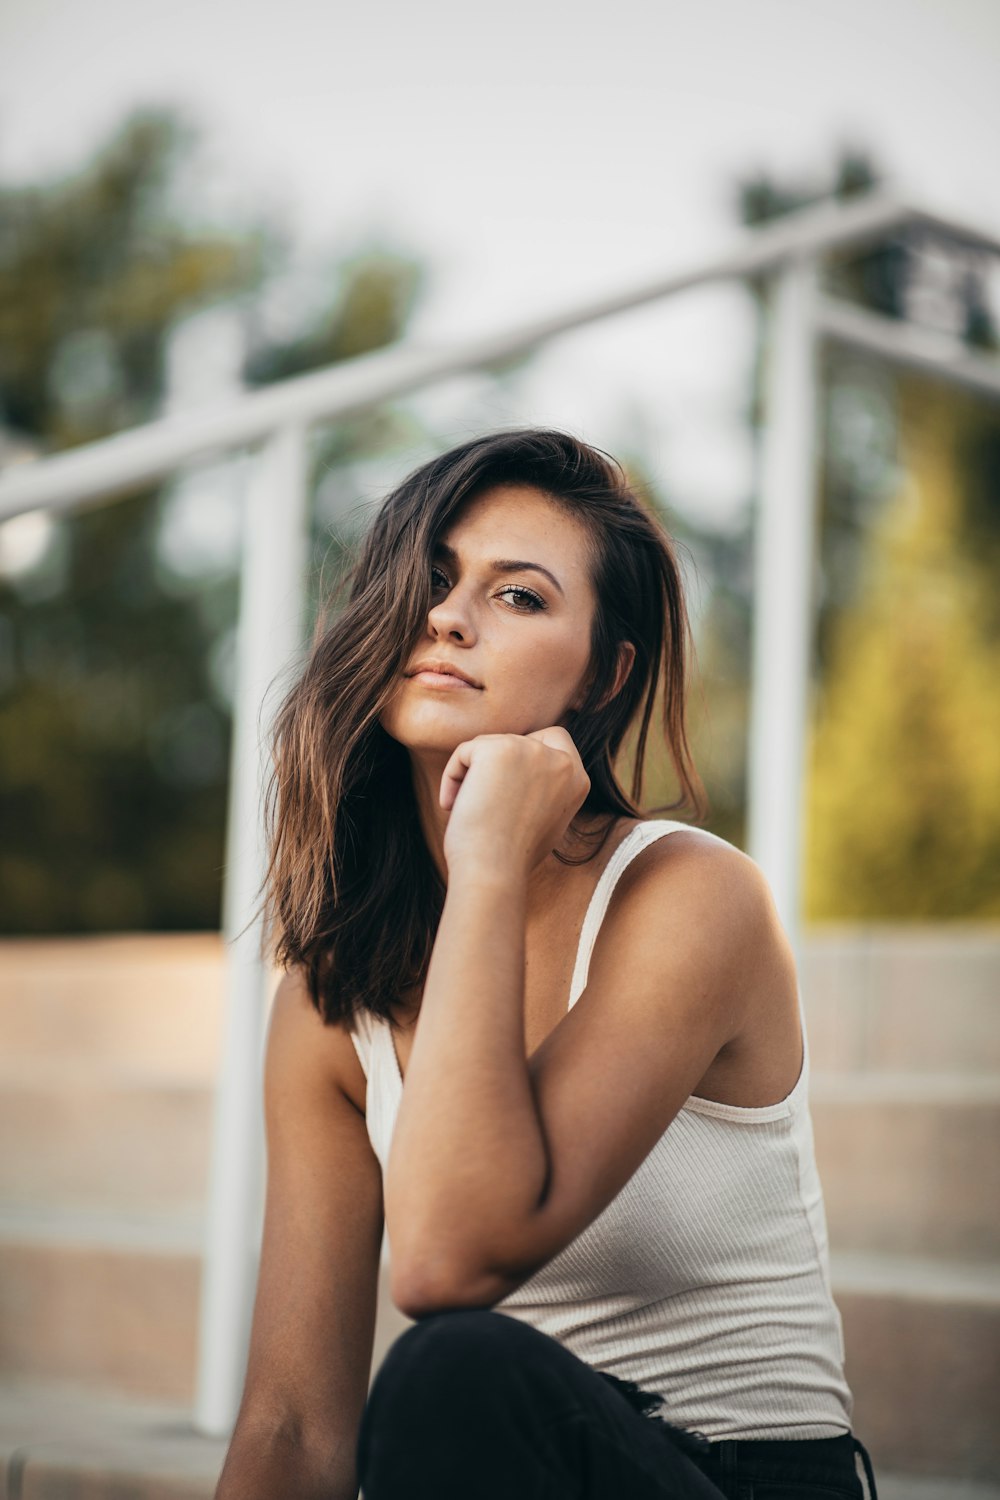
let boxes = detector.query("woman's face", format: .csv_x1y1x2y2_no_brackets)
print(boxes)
380,483,600,752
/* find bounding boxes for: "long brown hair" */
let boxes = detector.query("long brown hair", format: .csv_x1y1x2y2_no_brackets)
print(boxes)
262,427,708,1027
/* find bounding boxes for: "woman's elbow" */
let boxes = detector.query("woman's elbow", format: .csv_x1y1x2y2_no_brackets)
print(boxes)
389,1251,516,1318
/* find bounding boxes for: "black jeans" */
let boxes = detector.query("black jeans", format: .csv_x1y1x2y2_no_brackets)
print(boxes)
357,1308,878,1500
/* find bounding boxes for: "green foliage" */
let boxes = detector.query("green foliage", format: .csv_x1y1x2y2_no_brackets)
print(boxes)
0,107,424,933
243,250,422,385
734,147,1000,918
0,109,272,445
806,379,1000,919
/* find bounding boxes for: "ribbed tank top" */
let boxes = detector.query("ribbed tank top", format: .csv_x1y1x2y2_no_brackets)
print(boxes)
349,818,855,1440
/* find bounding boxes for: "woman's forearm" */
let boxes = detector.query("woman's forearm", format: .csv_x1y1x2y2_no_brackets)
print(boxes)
384,863,550,1299
214,1423,358,1500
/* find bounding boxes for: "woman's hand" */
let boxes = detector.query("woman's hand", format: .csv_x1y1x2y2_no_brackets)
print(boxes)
440,727,591,880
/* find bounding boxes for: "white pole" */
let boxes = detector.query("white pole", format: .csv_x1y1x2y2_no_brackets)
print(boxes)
746,258,820,963
194,423,310,1435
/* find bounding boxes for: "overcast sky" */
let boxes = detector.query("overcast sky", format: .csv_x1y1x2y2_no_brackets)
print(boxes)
2,0,998,533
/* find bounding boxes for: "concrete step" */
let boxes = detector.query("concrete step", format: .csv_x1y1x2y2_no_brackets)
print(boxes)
0,1073,212,1214
1,928,997,1078
3,1069,997,1261
0,934,227,1081
799,926,1000,1075
811,1074,1000,1258
875,1480,1000,1500
832,1251,1000,1483
2,1381,999,1500
1,929,996,1489
0,1212,410,1408
0,1380,226,1500
2,1210,997,1483
0,1210,203,1404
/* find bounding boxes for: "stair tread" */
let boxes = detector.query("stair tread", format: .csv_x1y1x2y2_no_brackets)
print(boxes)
830,1249,1000,1302
0,1069,211,1089
875,1482,1000,1500
2,1381,998,1500
810,1072,1000,1101
3,1207,998,1304
0,1379,224,1488
0,1205,204,1252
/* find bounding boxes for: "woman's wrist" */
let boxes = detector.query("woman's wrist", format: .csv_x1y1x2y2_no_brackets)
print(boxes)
444,851,531,892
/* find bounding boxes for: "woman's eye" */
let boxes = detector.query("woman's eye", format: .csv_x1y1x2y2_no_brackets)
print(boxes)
429,567,545,613
497,585,545,612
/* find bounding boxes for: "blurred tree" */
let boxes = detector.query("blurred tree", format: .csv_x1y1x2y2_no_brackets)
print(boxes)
0,110,271,446
807,212,1000,920
806,379,1000,918
0,106,423,933
728,150,1000,917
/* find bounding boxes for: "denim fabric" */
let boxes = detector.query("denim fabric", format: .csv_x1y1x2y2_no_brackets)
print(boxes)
356,1308,878,1500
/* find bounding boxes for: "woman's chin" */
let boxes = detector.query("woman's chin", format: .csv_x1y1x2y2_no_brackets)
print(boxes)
381,713,482,754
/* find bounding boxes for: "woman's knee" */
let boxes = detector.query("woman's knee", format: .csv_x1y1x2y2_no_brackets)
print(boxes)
365,1305,564,1433
360,1308,505,1474
369,1308,505,1409
358,1311,573,1495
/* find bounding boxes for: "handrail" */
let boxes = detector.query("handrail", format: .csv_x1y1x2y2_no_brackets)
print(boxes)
7,192,996,522
814,295,1000,397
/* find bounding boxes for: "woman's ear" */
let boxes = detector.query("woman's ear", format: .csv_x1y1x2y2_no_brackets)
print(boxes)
610,641,636,700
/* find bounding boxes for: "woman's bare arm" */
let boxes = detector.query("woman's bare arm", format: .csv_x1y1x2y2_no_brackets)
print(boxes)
215,968,383,1500
387,831,778,1314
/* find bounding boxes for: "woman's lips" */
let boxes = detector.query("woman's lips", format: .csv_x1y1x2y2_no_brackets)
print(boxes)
409,670,479,689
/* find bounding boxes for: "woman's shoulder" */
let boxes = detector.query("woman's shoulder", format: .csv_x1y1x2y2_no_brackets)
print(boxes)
609,822,791,989
619,818,761,893
267,967,370,1116
595,825,801,1099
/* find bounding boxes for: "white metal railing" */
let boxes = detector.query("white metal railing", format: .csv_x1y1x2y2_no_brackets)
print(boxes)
1,191,998,1435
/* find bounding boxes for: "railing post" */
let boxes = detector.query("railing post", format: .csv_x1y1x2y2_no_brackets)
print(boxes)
194,422,309,1436
746,256,820,962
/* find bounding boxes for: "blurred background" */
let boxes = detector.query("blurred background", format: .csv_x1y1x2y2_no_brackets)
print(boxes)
0,0,997,1496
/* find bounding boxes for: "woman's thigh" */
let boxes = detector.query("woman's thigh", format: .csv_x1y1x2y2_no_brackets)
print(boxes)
356,1307,726,1499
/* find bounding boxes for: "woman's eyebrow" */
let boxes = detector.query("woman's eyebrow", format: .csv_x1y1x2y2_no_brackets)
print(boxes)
433,540,565,597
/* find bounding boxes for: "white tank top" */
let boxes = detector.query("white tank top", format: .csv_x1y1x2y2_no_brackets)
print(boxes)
349,818,855,1440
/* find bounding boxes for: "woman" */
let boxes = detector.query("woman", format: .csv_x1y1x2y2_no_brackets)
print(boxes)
215,428,878,1500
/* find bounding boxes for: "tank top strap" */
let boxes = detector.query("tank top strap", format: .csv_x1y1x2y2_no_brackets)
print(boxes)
568,819,700,1012
348,1005,377,1079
